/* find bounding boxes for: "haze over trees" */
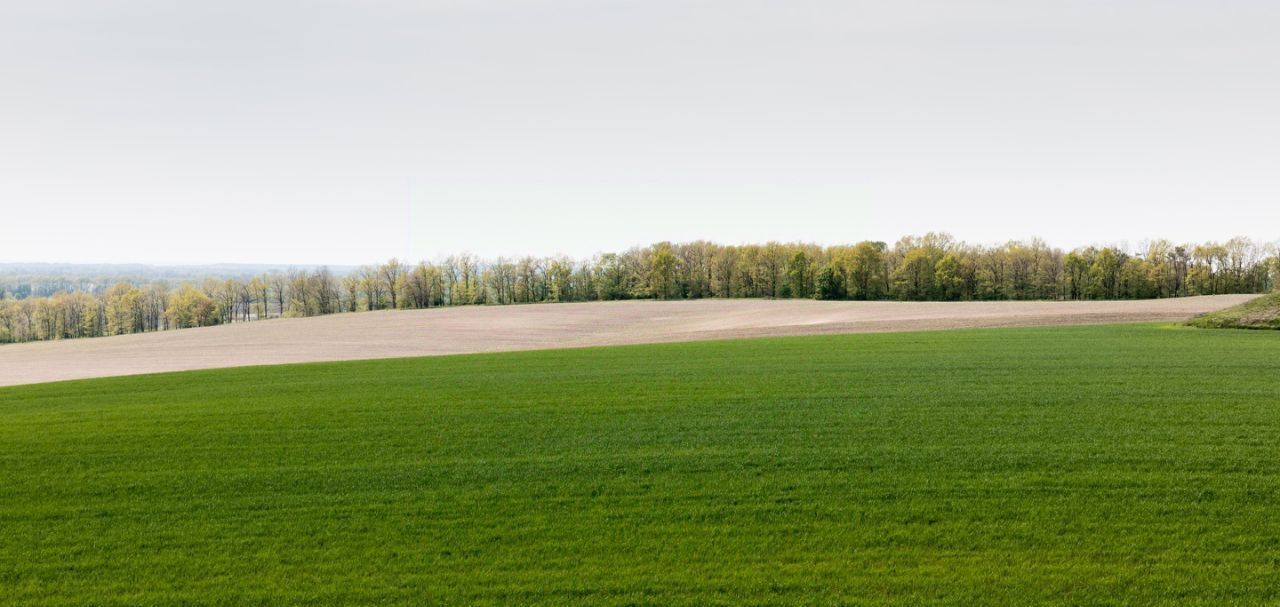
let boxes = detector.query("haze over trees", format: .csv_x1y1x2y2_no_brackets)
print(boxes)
1,234,1276,344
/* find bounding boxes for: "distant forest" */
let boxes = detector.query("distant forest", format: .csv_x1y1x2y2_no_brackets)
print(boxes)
1,234,1276,344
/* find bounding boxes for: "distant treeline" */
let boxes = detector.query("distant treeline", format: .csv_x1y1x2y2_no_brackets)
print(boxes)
0,263,346,300
1,234,1277,344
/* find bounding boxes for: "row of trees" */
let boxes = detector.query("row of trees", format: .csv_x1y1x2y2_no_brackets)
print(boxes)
2,235,1276,344
0,264,288,301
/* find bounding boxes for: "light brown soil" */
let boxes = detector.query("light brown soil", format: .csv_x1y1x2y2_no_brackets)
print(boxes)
0,295,1254,387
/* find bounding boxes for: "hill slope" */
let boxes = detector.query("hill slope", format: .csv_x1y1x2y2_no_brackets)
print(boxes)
3,324,1280,605
0,294,1255,387
1186,292,1280,329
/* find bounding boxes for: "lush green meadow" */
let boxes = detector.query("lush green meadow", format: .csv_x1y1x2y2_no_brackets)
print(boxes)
2,324,1280,606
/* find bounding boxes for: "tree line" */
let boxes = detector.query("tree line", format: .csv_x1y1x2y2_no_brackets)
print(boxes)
1,234,1276,344
0,263,332,301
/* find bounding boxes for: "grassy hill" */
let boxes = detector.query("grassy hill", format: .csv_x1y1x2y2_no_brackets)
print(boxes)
1186,292,1280,330
2,325,1280,605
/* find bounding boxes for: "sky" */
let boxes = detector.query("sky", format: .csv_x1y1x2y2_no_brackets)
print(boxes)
2,0,1278,265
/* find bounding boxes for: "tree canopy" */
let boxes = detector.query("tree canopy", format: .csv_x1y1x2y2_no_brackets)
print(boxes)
1,235,1276,344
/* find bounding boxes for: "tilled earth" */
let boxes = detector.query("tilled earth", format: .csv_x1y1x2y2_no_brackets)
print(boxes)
0,295,1254,387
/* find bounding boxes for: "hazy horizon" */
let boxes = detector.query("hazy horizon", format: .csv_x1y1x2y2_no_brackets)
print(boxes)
2,231,1276,269
4,1,1279,265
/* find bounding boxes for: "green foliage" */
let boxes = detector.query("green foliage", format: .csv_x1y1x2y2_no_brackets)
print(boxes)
3,325,1280,605
815,264,846,300
891,247,941,300
593,253,632,301
104,282,141,335
933,253,966,301
841,240,888,300
165,284,217,329
1186,292,1280,330
786,251,813,298
546,258,574,302
649,242,680,299
2,237,1276,345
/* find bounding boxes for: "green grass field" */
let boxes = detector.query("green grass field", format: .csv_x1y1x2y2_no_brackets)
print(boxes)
3,324,1280,606
1186,292,1280,330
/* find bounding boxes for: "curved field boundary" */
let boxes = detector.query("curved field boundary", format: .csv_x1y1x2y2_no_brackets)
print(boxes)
0,295,1255,387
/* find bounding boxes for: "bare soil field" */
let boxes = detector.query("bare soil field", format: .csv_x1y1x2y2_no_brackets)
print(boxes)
0,295,1254,387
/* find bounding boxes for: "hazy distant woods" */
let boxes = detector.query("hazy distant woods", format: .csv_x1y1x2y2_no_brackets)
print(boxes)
2,235,1277,344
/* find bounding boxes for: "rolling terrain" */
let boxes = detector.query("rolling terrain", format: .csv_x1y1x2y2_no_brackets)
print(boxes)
0,294,1254,386
2,324,1279,605
1186,292,1280,330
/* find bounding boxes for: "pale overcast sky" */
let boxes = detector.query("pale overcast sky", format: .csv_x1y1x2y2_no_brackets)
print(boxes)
1,0,1278,264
